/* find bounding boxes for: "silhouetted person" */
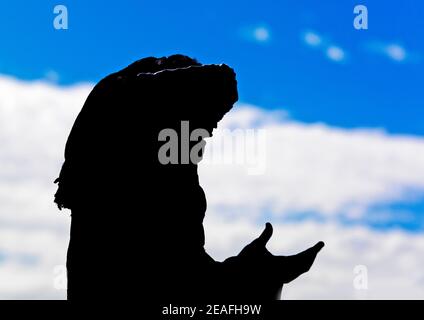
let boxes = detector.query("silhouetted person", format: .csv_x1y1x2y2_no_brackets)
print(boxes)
54,54,324,301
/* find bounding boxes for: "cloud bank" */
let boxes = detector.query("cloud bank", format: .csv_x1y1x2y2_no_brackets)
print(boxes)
1,76,424,299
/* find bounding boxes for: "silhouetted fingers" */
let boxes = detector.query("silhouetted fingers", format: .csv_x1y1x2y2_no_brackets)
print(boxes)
276,241,325,284
255,222,273,247
238,223,274,257
315,241,325,251
306,241,325,254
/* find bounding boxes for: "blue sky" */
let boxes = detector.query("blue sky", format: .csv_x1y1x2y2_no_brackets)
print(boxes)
1,0,422,134
2,1,424,299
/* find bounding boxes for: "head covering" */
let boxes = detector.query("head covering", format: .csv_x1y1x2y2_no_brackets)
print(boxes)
54,56,238,210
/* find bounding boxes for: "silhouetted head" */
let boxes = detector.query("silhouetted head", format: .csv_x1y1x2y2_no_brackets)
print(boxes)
122,54,202,76
54,55,238,209
123,54,238,135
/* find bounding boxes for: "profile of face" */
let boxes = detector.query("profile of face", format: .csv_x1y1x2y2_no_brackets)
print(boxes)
187,104,227,163
190,118,218,136
154,61,237,168
187,121,215,165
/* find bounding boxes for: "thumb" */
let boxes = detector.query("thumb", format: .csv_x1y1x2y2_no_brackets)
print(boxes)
310,241,325,253
255,222,273,247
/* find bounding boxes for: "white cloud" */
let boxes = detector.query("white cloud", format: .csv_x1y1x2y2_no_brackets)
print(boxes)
0,75,91,299
303,31,322,47
385,44,407,62
326,46,345,62
240,25,271,44
365,42,421,63
301,30,346,63
201,105,424,218
1,75,424,299
253,27,270,43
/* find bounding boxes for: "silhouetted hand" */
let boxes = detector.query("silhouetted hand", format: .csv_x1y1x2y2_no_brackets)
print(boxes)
224,223,324,288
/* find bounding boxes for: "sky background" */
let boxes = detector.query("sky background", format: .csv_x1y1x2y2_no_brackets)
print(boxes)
0,0,423,298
